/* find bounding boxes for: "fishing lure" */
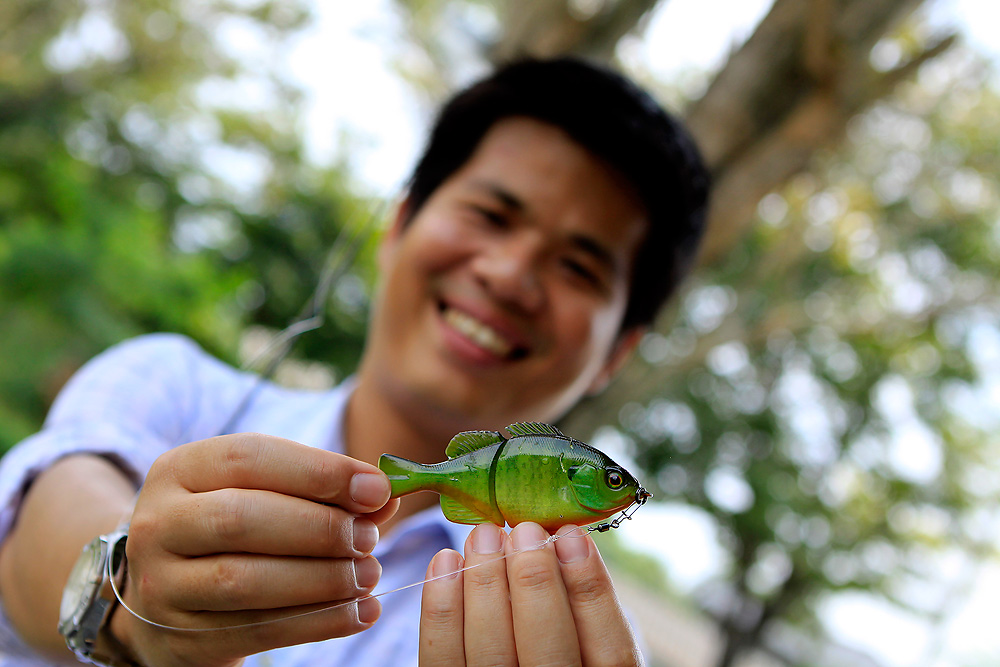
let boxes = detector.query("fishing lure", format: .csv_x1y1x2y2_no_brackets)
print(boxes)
378,422,651,530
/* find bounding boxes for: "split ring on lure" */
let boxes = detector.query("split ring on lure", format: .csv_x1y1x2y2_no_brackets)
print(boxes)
378,422,652,531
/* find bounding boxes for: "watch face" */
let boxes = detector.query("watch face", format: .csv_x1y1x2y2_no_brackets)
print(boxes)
59,538,104,625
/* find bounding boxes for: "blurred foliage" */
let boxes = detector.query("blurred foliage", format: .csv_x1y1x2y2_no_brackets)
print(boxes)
0,0,375,449
597,529,678,601
4,1,1000,666
607,46,1000,665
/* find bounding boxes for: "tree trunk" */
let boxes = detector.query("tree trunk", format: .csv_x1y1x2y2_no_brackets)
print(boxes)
686,0,951,266
489,0,661,63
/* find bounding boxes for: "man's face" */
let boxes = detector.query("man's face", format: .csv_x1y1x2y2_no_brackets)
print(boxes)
365,116,648,434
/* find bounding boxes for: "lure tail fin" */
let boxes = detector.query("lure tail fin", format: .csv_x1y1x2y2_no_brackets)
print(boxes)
378,454,429,498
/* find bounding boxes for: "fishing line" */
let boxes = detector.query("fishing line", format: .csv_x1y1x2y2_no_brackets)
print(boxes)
214,200,386,437
108,525,599,633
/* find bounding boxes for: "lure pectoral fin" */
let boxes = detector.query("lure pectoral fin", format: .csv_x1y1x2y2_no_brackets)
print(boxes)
440,495,495,524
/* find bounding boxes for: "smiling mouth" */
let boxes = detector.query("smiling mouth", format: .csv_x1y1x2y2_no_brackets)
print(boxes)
440,306,527,360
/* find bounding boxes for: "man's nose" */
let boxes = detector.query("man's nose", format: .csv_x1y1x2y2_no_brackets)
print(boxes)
472,237,545,313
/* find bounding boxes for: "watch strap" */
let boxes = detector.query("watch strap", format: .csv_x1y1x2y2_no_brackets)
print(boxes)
61,531,140,667
91,532,139,667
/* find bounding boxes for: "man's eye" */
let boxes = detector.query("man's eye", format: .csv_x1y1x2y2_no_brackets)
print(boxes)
561,258,602,287
471,206,507,227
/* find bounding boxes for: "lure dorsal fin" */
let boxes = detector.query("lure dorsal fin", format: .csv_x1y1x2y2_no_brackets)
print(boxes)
445,430,504,459
505,422,566,438
440,495,499,525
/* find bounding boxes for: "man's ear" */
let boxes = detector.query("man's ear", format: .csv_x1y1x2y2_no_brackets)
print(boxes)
587,326,646,396
377,196,413,271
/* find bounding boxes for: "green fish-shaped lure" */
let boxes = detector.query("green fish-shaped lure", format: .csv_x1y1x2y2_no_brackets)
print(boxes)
378,422,651,530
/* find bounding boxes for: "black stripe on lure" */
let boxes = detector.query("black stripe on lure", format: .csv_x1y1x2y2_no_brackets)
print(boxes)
378,422,651,531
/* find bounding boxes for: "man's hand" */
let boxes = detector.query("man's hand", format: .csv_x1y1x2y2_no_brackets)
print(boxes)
114,433,399,667
419,522,643,667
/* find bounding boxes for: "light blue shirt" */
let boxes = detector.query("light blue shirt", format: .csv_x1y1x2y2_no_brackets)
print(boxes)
0,334,472,666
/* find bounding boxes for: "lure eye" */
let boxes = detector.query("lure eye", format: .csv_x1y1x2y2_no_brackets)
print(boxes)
606,470,624,489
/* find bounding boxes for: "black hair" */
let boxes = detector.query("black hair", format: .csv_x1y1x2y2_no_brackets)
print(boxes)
405,56,710,331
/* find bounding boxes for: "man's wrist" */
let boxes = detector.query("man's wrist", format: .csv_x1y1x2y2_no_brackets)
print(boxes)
101,532,141,667
106,581,140,667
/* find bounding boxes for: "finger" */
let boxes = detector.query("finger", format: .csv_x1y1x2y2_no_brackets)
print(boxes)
462,524,516,667
156,433,390,512
506,522,581,666
419,549,466,666
186,598,382,659
554,526,643,667
163,554,381,612
120,566,381,665
217,595,381,652
367,497,401,526
159,488,380,558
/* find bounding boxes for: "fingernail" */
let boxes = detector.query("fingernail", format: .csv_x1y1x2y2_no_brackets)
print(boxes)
357,596,381,624
472,524,503,554
353,518,379,554
512,522,548,551
555,528,590,564
350,473,389,508
430,549,463,579
354,556,382,589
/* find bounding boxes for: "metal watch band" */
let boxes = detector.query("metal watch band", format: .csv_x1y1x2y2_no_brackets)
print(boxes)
60,530,140,667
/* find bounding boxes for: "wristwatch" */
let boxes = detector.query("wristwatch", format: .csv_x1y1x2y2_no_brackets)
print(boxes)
58,530,138,666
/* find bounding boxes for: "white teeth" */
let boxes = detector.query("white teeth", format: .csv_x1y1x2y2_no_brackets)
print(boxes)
443,308,514,356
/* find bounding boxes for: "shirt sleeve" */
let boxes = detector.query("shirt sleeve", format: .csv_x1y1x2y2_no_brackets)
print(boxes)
0,333,252,661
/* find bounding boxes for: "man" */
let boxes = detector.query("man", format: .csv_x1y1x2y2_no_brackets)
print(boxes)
0,57,708,666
